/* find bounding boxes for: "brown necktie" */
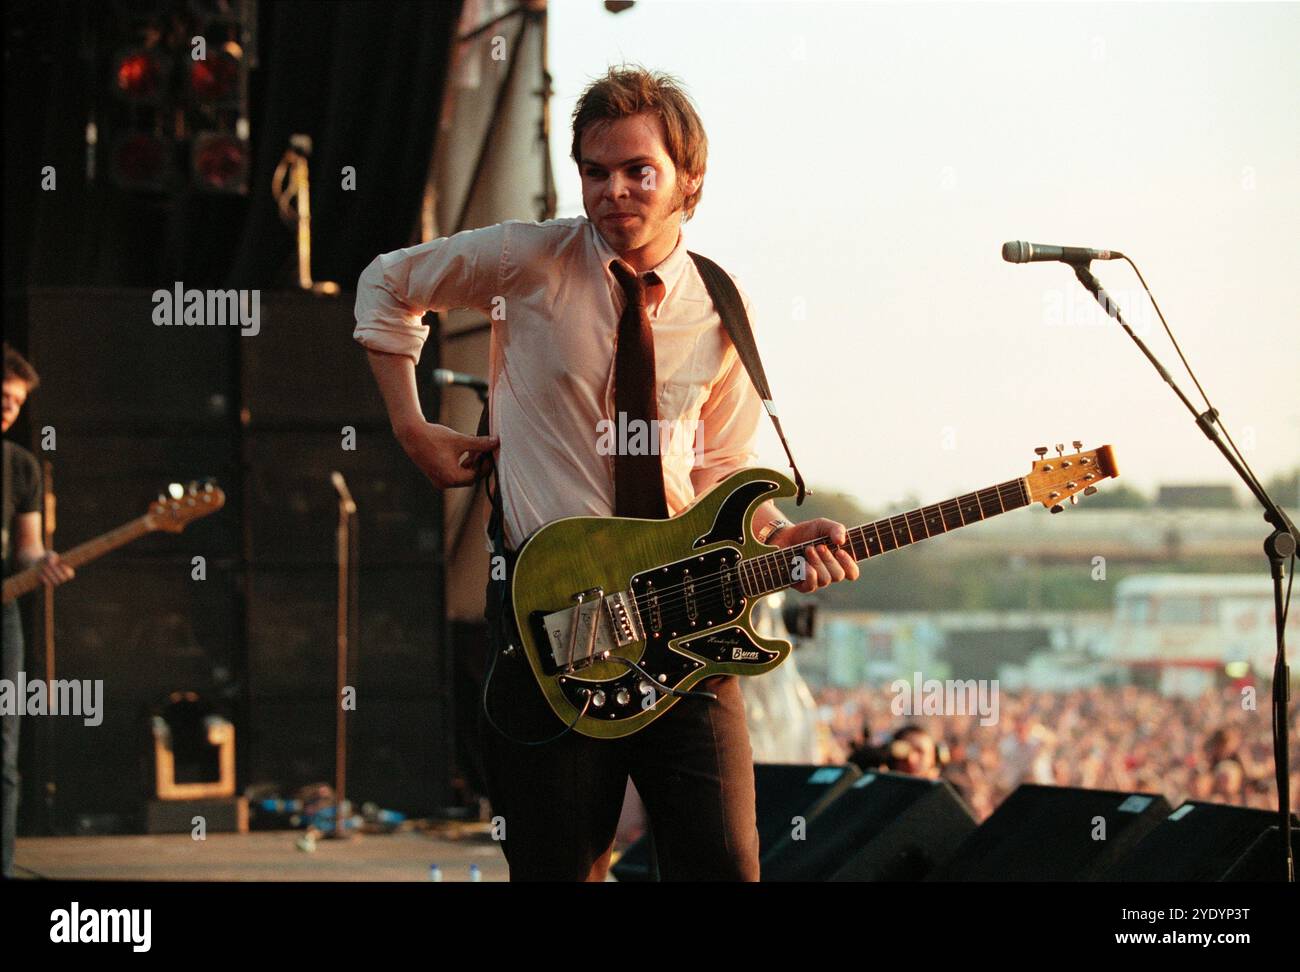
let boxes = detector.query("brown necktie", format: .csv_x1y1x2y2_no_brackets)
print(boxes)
609,260,669,519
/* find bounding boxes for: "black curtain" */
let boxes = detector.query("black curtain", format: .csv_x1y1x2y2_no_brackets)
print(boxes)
6,0,462,302
226,0,464,288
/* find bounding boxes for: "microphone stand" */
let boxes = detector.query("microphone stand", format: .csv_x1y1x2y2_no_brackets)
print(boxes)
40,460,58,832
329,472,359,840
1071,261,1297,881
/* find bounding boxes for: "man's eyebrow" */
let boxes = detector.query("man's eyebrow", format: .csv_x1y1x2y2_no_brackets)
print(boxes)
579,156,658,169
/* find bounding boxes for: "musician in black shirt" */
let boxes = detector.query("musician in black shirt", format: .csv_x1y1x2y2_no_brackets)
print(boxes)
2,343,73,878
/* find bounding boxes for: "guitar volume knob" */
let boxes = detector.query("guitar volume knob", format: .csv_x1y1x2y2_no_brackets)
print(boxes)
615,688,631,707
591,690,606,708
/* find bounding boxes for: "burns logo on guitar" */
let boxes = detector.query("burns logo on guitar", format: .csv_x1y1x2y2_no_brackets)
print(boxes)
508,443,1118,739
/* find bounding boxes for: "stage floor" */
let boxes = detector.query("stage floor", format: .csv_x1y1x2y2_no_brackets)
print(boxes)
13,827,514,882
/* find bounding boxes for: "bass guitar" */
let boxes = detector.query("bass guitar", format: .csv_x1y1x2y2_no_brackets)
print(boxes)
2,480,225,604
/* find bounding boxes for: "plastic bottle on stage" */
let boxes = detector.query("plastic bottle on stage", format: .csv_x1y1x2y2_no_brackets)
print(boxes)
469,864,481,882
429,864,443,882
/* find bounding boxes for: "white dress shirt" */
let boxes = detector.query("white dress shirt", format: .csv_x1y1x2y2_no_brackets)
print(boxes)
354,215,764,550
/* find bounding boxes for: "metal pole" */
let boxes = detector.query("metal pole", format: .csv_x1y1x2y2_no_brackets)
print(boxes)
330,472,356,839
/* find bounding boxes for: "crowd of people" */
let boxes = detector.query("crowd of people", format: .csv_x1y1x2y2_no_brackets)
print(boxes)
811,682,1299,822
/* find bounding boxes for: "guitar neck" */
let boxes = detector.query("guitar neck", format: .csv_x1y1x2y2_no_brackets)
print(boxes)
738,476,1031,597
3,516,153,601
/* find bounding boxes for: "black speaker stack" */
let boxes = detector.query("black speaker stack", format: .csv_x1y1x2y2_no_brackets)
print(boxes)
23,286,449,829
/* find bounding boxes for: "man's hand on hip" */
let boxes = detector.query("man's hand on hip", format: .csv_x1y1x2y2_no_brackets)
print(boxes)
767,518,860,594
395,421,498,488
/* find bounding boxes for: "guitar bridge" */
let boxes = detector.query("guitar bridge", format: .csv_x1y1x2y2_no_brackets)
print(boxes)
541,590,644,670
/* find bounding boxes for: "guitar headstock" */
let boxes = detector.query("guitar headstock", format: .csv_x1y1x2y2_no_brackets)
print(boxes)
1024,442,1119,512
147,479,227,533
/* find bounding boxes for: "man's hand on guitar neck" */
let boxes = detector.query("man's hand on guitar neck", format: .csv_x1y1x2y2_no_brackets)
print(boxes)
17,550,75,587
14,511,74,587
766,518,860,594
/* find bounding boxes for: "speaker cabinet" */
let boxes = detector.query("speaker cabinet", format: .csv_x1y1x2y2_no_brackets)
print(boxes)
1101,802,1300,882
612,763,861,882
762,772,978,881
927,784,1172,881
28,287,235,433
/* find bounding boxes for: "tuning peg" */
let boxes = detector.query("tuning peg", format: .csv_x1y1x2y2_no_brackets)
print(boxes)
1050,504,1064,514
1072,440,1082,451
1084,485,1098,496
157,493,168,504
1035,447,1048,458
1070,494,1079,505
1055,443,1065,456
187,480,199,494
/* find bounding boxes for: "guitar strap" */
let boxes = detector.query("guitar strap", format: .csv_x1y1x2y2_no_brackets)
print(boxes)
687,251,807,506
475,402,511,564
473,249,808,561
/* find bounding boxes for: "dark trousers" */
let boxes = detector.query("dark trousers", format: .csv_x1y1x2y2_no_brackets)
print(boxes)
2,603,23,879
477,575,760,882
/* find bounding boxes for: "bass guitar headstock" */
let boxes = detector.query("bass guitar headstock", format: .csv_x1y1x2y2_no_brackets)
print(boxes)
146,479,227,532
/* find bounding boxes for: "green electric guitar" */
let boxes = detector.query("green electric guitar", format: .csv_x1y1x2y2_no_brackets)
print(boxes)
510,443,1119,739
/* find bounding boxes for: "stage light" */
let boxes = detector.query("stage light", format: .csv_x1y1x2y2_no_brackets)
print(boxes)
192,131,248,193
98,5,252,195
188,45,241,104
113,49,166,101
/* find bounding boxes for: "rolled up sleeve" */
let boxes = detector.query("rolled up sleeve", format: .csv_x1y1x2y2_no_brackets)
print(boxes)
353,223,507,364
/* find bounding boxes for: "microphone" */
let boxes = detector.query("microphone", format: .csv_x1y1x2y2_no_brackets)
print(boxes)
1002,241,1124,265
431,368,488,393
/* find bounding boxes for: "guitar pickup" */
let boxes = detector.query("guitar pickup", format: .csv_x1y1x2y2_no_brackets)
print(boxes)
541,590,644,670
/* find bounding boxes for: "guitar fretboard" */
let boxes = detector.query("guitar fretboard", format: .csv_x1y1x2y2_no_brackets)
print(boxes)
737,477,1031,598
3,516,152,601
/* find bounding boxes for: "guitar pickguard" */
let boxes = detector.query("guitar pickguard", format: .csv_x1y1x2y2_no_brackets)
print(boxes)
691,479,780,548
675,625,781,666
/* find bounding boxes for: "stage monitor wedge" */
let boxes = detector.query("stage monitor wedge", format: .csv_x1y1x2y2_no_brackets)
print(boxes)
762,772,978,882
1100,802,1300,882
926,784,1171,881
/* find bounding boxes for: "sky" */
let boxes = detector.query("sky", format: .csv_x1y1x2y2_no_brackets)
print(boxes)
545,0,1300,510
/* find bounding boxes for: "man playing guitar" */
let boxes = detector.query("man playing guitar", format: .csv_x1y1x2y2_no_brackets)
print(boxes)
355,66,856,881
2,343,74,878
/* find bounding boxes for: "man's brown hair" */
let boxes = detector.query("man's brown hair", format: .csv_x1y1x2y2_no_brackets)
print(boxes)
570,65,708,221
3,342,40,390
